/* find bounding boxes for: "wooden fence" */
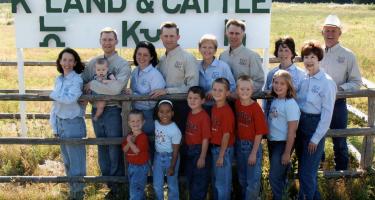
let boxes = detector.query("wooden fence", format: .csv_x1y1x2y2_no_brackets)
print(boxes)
0,59,374,184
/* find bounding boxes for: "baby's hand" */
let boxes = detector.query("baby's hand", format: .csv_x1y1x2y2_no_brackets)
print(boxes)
102,80,113,84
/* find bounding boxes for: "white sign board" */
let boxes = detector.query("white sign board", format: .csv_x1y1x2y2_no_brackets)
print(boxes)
13,0,272,48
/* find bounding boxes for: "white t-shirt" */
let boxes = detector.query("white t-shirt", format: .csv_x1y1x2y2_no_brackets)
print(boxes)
154,120,182,153
268,98,300,141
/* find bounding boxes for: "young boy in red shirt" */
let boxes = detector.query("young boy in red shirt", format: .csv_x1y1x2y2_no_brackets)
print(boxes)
235,75,268,199
185,86,211,200
210,78,235,200
122,110,149,200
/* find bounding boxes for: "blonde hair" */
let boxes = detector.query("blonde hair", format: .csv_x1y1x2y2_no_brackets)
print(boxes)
198,34,218,49
236,74,253,86
271,70,296,99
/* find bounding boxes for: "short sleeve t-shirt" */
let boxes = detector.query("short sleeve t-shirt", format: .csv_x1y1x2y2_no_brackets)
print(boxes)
210,104,235,146
155,121,182,153
235,99,268,141
121,132,149,165
185,110,211,145
268,98,300,141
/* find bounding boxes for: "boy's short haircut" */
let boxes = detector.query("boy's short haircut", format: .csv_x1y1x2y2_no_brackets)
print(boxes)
160,21,179,35
236,75,253,86
96,58,109,67
188,86,205,99
213,77,230,91
128,109,144,120
226,19,246,31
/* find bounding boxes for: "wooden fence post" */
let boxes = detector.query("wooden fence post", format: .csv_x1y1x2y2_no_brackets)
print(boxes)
122,101,132,178
360,97,375,169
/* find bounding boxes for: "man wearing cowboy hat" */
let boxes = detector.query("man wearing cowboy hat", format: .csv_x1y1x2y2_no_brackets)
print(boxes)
320,14,362,171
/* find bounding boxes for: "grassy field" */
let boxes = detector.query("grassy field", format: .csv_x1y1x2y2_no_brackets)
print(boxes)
0,2,375,200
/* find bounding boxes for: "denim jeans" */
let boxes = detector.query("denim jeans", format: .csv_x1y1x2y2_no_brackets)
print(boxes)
92,106,124,191
295,112,324,200
128,163,149,200
268,141,290,200
211,146,234,200
185,144,210,200
56,116,86,193
153,152,180,200
235,140,262,200
330,99,348,170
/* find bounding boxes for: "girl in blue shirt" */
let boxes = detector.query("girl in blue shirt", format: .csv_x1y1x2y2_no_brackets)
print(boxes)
267,70,300,200
49,48,86,200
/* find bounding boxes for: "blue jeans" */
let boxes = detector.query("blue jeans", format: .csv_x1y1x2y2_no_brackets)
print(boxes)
235,140,262,200
153,152,180,200
296,112,324,200
268,141,290,200
185,144,210,200
211,146,234,200
142,109,155,161
56,116,86,193
128,163,148,200
330,99,348,170
92,106,124,190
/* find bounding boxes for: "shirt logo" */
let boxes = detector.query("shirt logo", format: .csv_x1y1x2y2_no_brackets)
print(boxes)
155,129,166,143
174,61,184,70
141,78,148,86
312,85,320,94
212,72,220,79
239,58,248,66
237,111,251,127
269,106,278,119
337,56,345,64
211,116,220,132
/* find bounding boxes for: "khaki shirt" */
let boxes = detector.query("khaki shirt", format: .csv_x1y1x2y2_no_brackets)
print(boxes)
219,45,265,93
320,43,362,91
81,52,131,106
157,46,199,94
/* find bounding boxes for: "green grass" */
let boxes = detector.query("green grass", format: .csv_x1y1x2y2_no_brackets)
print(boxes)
0,2,375,200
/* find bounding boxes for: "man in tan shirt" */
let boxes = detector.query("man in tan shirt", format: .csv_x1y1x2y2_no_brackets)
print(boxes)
151,22,198,133
219,19,265,93
320,15,362,171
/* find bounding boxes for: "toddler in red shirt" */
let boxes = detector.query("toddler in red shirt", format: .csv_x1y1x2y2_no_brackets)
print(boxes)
122,110,149,200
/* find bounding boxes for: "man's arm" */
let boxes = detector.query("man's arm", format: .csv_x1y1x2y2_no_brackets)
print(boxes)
249,53,265,93
339,53,362,91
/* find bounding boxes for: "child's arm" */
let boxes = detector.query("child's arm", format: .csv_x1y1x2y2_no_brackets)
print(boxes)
248,134,262,166
197,138,209,168
216,133,230,167
281,120,298,165
168,143,180,176
122,135,140,154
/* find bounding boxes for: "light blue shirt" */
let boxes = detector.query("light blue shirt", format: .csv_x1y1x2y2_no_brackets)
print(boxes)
49,71,84,134
130,64,166,110
265,63,305,92
268,98,300,141
297,70,337,144
154,121,182,153
199,58,236,93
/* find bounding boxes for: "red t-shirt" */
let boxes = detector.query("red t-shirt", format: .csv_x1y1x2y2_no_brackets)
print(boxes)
121,132,149,165
235,99,268,141
185,110,211,145
210,104,235,146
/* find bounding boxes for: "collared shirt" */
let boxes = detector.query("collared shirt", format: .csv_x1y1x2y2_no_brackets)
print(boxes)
49,71,84,133
297,70,337,144
265,63,305,92
157,46,199,94
320,43,362,91
199,58,236,93
130,64,166,110
219,45,265,93
81,52,131,106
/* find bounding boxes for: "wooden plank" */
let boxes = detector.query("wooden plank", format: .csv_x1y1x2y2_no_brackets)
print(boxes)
0,89,374,101
347,104,368,122
320,170,365,179
0,176,127,183
0,113,91,119
361,97,375,169
0,137,123,145
362,78,375,89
